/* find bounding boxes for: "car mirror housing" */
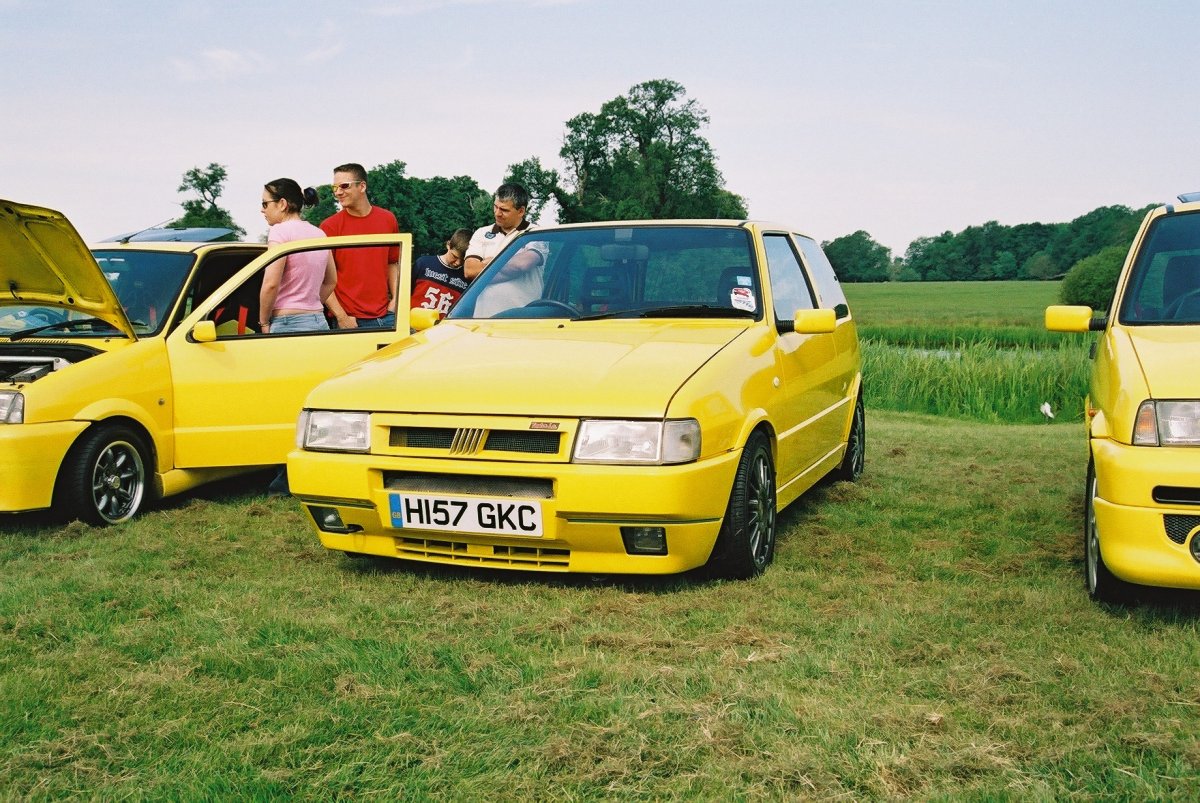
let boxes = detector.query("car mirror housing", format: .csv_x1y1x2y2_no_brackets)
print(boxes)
190,320,217,343
410,308,439,332
792,308,837,334
1045,305,1105,332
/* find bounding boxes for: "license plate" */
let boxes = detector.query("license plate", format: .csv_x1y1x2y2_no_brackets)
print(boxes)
388,493,544,537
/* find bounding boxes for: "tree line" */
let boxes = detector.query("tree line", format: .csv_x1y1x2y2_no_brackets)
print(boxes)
823,204,1152,285
172,76,1147,301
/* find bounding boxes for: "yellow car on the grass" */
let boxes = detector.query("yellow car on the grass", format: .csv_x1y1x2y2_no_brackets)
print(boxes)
289,220,864,579
1047,192,1200,601
0,198,411,524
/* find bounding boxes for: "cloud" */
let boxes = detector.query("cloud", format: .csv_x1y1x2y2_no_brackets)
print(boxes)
172,48,272,82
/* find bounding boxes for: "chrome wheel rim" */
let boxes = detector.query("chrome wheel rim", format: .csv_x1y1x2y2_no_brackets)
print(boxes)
1086,473,1100,593
747,450,776,567
91,440,145,524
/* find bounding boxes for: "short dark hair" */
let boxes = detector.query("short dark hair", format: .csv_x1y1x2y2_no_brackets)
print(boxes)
495,183,530,211
447,228,472,255
333,163,368,183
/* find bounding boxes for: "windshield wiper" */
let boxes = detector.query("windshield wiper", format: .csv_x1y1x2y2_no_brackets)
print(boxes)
8,317,125,341
634,305,757,319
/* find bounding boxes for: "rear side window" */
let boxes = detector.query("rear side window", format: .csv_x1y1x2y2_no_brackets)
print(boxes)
793,235,850,319
763,233,816,323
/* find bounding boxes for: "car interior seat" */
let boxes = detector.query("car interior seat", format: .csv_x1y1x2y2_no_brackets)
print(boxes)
1162,254,1200,315
581,244,647,313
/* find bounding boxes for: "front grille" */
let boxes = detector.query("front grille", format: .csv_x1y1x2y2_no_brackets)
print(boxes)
383,471,554,499
390,426,561,456
1164,514,1200,545
484,430,560,454
396,537,570,569
1153,486,1200,506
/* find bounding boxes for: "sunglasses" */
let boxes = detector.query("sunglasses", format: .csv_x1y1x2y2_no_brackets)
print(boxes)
260,199,276,209
333,181,363,191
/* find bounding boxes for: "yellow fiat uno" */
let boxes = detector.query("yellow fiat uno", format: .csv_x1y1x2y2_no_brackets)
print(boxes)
1047,192,1200,601
0,199,410,524
289,220,864,578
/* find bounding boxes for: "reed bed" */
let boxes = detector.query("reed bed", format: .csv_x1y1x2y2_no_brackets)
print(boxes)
861,338,1093,423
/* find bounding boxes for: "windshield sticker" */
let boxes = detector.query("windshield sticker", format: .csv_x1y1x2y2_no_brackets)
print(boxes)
730,287,756,312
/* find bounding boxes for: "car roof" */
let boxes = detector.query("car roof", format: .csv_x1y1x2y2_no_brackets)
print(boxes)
89,240,262,254
526,218,818,239
100,227,240,243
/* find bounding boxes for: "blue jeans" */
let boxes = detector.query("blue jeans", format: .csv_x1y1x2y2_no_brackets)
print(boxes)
353,311,396,330
270,313,329,333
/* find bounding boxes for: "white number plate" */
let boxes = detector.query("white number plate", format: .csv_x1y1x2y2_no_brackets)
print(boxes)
388,493,544,537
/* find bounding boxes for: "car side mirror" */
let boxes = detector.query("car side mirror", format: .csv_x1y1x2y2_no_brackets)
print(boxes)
792,308,837,334
191,320,218,342
410,308,439,332
1045,305,1106,332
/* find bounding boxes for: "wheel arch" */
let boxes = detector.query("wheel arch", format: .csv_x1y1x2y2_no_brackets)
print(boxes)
53,415,160,502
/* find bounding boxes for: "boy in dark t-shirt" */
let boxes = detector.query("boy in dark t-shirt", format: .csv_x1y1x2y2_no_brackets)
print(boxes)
410,228,473,316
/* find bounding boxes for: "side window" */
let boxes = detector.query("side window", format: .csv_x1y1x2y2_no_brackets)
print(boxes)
793,235,850,318
205,267,266,338
763,233,816,322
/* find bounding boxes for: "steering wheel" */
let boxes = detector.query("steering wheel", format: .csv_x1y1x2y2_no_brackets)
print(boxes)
523,299,579,317
24,306,67,324
1164,287,1200,319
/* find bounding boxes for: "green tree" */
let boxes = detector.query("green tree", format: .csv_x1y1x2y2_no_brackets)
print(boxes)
174,163,245,236
303,160,492,257
1019,250,1059,280
822,231,892,282
511,79,747,223
1059,245,1127,308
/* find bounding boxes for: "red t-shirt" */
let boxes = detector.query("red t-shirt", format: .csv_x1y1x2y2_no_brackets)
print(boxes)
319,206,401,318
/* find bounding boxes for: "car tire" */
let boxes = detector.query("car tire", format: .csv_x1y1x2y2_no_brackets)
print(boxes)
1084,460,1133,604
833,392,866,483
706,431,777,580
58,424,150,525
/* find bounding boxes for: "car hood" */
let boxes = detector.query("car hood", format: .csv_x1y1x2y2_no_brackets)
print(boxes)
1126,327,1200,398
0,199,135,339
313,320,750,418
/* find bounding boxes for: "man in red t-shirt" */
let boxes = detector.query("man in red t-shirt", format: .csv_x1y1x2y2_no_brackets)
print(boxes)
319,163,400,329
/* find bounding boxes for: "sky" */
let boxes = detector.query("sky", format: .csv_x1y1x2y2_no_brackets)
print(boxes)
2,0,1198,256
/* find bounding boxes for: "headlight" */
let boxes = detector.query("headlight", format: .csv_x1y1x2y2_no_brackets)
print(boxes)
1133,400,1200,446
573,419,700,464
0,391,24,424
299,410,371,452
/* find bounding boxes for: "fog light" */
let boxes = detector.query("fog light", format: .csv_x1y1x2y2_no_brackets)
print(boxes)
621,526,667,555
1191,532,1200,564
308,505,360,534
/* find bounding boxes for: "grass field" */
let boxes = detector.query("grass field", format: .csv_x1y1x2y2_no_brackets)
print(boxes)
3,412,1199,799
844,281,1094,423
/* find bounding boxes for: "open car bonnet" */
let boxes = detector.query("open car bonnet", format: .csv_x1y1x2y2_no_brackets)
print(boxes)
0,199,135,339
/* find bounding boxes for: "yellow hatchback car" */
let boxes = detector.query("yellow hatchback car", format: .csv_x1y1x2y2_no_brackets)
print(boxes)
0,199,411,524
289,220,864,579
1047,193,1200,601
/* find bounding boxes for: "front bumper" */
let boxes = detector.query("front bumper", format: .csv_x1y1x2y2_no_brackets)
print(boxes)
1092,438,1200,590
287,447,742,574
0,420,89,513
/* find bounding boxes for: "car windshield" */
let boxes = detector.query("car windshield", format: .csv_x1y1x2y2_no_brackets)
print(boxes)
1119,210,1200,325
447,225,762,321
0,250,195,337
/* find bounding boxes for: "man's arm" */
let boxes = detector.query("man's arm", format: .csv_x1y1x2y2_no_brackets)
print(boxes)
386,260,400,313
324,288,356,329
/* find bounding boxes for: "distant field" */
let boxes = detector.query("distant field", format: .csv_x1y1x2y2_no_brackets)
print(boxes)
843,281,1093,423
843,280,1062,329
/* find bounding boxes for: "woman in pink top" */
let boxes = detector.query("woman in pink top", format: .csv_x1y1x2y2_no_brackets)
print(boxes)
259,178,336,333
